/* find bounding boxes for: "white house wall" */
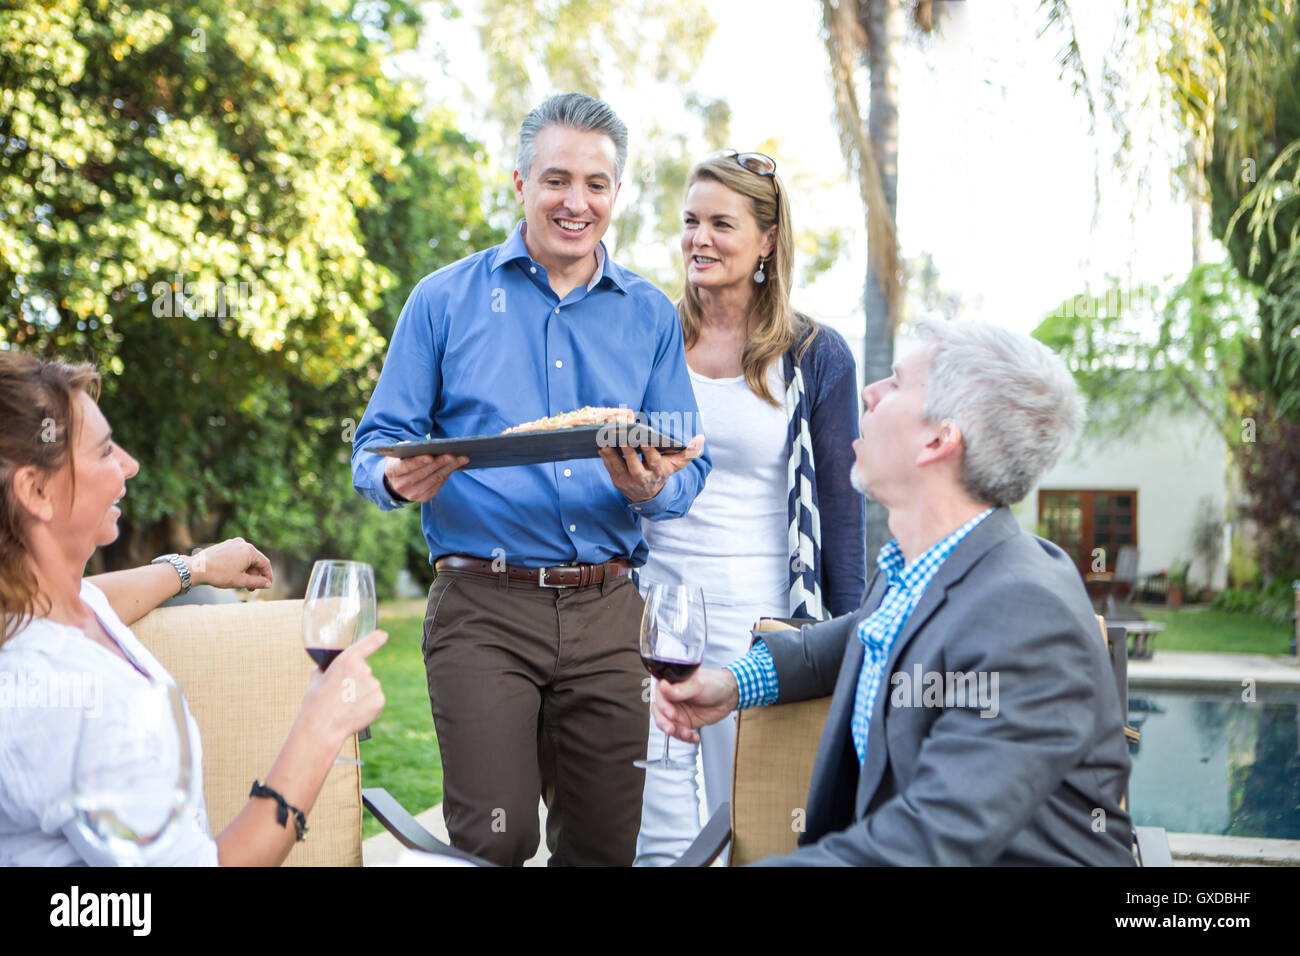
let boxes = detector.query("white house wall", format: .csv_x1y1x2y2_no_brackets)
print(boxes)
1013,412,1229,590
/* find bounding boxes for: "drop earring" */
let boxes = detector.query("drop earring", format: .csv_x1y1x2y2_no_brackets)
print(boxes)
754,259,766,284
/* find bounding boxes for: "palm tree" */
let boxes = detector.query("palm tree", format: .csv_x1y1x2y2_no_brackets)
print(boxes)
821,0,936,569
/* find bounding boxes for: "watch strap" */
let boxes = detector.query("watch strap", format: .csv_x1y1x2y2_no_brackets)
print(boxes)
152,553,192,594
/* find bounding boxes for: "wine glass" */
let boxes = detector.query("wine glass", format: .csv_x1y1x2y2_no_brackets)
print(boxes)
303,559,377,765
71,680,195,865
635,584,707,771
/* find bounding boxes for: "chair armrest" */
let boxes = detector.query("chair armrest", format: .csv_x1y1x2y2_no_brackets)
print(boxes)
361,788,495,866
670,802,732,867
1134,826,1174,867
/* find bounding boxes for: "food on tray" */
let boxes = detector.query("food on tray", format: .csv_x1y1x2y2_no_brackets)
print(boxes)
501,406,636,434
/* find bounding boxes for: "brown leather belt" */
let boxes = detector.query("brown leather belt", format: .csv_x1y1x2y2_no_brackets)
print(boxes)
434,554,631,589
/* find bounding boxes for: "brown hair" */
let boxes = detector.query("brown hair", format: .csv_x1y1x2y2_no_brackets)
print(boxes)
677,154,819,406
0,352,101,645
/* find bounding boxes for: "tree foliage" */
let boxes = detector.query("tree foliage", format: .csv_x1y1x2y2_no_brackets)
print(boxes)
0,0,502,590
820,0,909,323
471,0,727,290
1033,261,1256,444
1042,0,1300,582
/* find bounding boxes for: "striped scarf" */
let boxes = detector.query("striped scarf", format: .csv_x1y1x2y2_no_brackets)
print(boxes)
783,353,825,620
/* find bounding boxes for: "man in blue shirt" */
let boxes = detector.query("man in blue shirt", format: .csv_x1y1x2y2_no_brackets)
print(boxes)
351,93,709,866
653,319,1136,866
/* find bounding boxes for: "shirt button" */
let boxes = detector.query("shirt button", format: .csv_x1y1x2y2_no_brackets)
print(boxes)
568,523,577,533
553,308,560,314
530,266,537,274
555,360,563,369
563,468,572,477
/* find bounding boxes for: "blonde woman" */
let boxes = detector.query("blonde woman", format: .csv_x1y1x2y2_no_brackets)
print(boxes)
635,151,866,864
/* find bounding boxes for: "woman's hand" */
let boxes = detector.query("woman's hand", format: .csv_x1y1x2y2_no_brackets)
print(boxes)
190,537,273,590
216,629,388,866
299,629,388,745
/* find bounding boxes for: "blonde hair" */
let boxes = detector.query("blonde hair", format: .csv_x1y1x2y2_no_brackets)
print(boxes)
677,155,818,406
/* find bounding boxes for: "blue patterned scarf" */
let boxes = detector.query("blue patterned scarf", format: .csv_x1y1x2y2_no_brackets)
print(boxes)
783,352,825,620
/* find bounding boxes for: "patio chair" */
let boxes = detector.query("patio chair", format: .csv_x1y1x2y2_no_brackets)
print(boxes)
1087,545,1140,616
1109,546,1140,612
132,599,480,866
673,615,1173,867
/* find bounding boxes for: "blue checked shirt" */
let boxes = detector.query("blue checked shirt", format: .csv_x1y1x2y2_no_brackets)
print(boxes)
728,509,994,763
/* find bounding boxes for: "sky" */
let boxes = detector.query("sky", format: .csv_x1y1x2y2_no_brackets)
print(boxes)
410,0,1208,358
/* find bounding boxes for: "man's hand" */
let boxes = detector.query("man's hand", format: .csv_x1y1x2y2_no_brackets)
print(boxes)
652,667,740,744
384,453,469,504
598,434,705,504
190,537,273,590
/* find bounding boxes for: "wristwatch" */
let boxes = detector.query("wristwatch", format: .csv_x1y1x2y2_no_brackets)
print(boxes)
382,473,411,505
152,553,193,594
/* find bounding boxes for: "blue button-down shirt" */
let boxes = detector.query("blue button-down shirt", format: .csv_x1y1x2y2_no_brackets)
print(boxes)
351,222,712,567
728,509,994,762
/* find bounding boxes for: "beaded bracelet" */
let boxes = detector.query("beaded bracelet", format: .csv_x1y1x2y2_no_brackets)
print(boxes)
250,780,308,841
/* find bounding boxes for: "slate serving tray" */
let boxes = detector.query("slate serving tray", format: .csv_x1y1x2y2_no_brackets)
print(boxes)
367,424,686,470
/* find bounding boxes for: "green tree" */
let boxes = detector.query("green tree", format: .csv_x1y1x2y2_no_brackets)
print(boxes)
470,0,727,291
821,0,937,570
1042,0,1300,580
1033,261,1256,446
466,3,851,300
0,0,501,592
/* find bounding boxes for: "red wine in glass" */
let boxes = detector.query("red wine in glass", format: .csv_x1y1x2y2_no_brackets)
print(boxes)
635,584,707,772
306,647,344,670
640,656,700,684
302,560,377,764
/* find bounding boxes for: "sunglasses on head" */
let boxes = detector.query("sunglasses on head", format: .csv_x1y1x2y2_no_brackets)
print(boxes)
710,149,777,177
709,149,780,208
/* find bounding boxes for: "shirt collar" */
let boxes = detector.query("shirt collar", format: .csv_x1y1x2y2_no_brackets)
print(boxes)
490,221,627,294
589,241,607,290
876,507,996,592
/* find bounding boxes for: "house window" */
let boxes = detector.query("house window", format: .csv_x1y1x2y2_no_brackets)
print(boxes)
1037,489,1138,575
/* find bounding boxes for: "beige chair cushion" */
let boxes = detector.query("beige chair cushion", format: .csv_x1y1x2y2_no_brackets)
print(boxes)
725,617,1129,865
131,600,362,866
729,695,832,866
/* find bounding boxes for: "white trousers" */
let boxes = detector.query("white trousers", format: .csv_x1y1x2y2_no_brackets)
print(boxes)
634,595,788,866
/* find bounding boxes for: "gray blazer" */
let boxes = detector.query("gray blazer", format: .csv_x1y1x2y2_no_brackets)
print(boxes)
755,507,1136,866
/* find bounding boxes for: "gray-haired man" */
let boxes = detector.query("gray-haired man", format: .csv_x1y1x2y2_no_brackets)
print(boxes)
656,319,1136,865
352,93,710,866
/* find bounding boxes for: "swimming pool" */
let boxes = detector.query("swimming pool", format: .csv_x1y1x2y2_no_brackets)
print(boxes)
1126,688,1300,838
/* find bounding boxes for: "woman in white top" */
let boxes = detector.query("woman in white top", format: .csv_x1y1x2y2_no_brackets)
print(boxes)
634,152,866,864
0,352,386,865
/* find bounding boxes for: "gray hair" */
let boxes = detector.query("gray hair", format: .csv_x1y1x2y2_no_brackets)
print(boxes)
516,93,628,184
916,318,1084,507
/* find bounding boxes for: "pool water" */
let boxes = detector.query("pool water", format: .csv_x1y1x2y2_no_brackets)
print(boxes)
1127,689,1300,838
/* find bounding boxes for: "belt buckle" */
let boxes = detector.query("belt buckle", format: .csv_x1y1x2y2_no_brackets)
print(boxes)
538,566,566,589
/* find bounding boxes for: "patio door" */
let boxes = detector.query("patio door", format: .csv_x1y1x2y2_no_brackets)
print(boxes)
1037,489,1138,576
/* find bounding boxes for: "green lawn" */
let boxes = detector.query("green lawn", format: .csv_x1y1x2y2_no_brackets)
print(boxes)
359,614,442,839
1137,606,1294,655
